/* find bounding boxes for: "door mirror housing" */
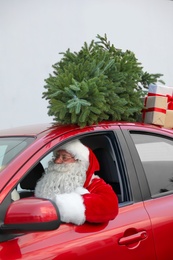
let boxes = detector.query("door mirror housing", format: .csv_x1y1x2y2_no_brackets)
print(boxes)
0,197,61,233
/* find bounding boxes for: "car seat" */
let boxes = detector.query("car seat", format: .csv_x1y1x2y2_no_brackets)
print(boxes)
19,162,44,198
94,148,122,202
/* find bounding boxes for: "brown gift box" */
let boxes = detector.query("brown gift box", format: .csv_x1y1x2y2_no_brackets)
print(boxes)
143,96,167,126
164,110,173,128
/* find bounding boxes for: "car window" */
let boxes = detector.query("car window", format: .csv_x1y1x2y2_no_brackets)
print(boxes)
41,152,53,169
39,135,124,202
17,133,128,204
0,137,34,171
81,134,128,203
131,133,173,197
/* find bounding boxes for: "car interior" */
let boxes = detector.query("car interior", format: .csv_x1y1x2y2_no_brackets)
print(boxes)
19,162,45,198
81,134,124,202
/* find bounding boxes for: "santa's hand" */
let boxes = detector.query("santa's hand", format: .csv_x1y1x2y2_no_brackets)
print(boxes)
75,187,89,195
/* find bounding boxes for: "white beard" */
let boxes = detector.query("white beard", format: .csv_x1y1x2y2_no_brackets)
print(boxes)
35,160,88,200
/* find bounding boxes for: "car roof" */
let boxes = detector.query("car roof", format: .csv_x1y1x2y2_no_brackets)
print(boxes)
0,123,79,137
0,123,52,136
0,121,173,138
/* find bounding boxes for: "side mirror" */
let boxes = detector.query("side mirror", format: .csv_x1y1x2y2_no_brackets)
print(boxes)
0,197,61,233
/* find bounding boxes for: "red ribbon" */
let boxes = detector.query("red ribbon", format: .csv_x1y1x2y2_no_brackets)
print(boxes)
148,93,165,97
166,95,173,110
146,107,166,114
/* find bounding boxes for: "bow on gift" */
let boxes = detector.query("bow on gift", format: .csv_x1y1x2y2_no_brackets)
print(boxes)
166,95,173,110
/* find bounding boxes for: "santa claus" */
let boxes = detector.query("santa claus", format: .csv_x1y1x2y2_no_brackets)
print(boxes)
35,139,118,225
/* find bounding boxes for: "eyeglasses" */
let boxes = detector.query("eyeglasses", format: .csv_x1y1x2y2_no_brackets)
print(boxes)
54,153,75,162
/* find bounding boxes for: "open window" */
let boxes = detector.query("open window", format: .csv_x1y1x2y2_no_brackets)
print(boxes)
81,134,124,202
18,162,45,198
17,133,125,203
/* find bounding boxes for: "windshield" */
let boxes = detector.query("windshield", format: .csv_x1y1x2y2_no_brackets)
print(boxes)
0,137,34,171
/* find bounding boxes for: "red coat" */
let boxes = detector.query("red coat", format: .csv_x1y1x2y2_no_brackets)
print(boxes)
53,148,119,225
83,177,118,223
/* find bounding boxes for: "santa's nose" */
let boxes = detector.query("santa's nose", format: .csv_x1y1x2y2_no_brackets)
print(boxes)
54,157,63,164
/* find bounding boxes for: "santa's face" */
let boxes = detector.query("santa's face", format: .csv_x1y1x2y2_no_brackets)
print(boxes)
54,150,76,164
35,158,89,200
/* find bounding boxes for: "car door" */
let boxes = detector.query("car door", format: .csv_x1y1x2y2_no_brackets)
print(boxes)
0,127,156,259
121,126,173,259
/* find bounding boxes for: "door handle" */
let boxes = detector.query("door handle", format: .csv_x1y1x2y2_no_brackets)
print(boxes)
118,231,147,245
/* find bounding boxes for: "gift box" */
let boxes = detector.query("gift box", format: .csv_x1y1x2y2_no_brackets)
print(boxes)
164,110,173,129
142,84,173,128
143,96,167,126
148,83,173,96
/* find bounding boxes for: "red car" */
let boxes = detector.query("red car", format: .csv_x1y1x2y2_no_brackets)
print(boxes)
0,121,173,259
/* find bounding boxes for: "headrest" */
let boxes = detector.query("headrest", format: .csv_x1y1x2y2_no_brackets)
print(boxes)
20,163,44,190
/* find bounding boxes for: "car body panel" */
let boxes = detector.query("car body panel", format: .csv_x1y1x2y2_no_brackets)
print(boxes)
144,195,173,259
120,125,173,259
0,121,173,259
1,202,155,260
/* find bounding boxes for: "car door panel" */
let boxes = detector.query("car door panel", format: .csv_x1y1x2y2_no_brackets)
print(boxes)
144,195,173,259
0,202,156,260
121,126,173,258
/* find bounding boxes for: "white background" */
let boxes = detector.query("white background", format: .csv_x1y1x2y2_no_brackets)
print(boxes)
1,0,173,129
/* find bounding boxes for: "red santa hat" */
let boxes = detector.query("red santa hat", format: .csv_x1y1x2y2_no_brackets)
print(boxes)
58,139,100,187
59,139,89,162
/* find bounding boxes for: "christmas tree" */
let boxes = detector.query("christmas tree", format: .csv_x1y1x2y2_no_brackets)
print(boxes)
43,34,163,127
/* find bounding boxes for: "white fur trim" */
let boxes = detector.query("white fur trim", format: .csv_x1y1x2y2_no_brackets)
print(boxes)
53,192,86,225
58,140,89,162
75,187,90,195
